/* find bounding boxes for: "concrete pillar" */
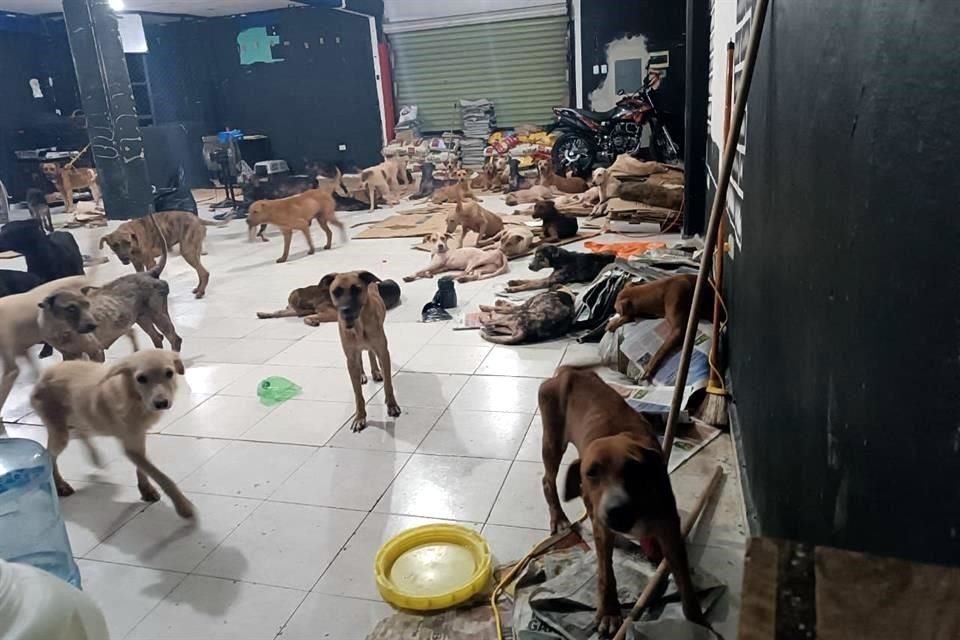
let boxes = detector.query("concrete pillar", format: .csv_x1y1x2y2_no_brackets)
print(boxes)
62,0,152,219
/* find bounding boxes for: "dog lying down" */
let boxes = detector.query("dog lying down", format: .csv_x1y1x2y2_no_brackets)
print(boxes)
480,290,575,345
256,274,401,326
31,349,194,518
404,232,508,283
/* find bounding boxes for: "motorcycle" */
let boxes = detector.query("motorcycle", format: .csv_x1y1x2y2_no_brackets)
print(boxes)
549,69,680,176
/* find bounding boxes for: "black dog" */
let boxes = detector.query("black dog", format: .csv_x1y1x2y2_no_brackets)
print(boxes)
504,245,616,293
533,201,578,242
26,188,54,233
0,219,84,282
0,270,43,297
506,158,536,193
410,162,437,200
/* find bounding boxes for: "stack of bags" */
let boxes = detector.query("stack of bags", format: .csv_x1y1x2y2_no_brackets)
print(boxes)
394,105,421,142
459,98,496,167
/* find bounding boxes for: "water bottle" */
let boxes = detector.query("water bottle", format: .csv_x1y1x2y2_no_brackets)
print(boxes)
0,438,81,588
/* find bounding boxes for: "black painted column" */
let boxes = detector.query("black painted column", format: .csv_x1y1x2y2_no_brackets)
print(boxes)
682,0,709,237
62,0,152,219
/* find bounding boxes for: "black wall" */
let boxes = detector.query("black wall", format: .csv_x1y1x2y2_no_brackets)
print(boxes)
578,1,686,152
728,0,960,565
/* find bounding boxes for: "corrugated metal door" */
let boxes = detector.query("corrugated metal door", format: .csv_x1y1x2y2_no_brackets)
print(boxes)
390,15,570,132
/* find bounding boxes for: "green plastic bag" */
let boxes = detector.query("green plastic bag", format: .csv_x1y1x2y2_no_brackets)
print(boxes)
257,376,302,406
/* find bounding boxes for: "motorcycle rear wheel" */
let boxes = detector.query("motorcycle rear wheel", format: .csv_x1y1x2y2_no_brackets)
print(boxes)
551,132,595,177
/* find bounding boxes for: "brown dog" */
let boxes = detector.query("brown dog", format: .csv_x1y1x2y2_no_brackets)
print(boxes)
539,365,706,633
606,274,715,380
321,271,401,432
431,172,478,204
100,210,221,298
41,162,102,213
445,195,504,248
537,159,588,194
256,275,401,326
247,187,346,263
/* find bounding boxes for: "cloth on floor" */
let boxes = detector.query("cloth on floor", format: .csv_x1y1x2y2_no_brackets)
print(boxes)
583,240,667,258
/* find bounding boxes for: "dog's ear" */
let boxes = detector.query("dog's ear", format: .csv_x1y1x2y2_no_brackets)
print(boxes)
38,293,60,310
563,459,583,501
99,236,110,249
127,230,140,248
80,286,100,296
173,357,185,375
103,361,133,382
357,271,380,286
318,273,337,291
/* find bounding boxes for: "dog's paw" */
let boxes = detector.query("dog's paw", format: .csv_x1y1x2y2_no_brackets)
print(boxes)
350,415,367,432
308,248,316,255
303,317,321,327
386,402,402,418
276,257,287,264
174,499,196,519
549,515,572,535
402,275,416,282
56,481,76,497
506,279,524,287
595,611,623,637
139,485,161,503
360,373,368,385
194,291,205,299
372,370,384,382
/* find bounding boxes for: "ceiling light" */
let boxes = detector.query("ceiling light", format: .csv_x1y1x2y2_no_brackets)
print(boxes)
108,0,125,11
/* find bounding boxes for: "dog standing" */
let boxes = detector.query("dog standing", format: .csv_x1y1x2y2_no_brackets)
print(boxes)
257,276,401,326
532,200,578,242
360,159,404,211
539,366,706,633
404,232,509,283
30,349,194,518
246,186,346,263
320,271,401,432
505,245,616,293
40,162,102,213
26,188,54,232
606,274,715,380
445,195,504,248
100,210,223,298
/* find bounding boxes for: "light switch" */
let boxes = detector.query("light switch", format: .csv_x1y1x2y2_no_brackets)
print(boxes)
600,64,608,74
338,144,347,151
592,64,600,75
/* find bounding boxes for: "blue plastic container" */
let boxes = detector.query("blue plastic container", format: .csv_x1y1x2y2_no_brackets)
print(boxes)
0,438,81,588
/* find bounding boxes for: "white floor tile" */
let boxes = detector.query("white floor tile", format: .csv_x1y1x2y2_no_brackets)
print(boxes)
199,338,296,365
86,492,260,572
219,365,382,402
481,524,549,565
417,410,532,459
127,574,304,640
57,435,126,485
476,345,564,378
180,440,315,499
280,593,394,640
195,501,364,590
239,398,353,446
367,371,469,409
326,404,443,452
374,454,510,522
62,483,151,557
267,339,350,367
183,363,258,394
487,461,583,530
314,513,477,600
95,434,229,486
246,318,317,341
449,375,545,413
77,559,185,639
271,447,409,511
515,415,579,465
162,395,276,438
402,344,491,375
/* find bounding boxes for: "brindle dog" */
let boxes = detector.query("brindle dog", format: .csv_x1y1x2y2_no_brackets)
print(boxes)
479,290,575,345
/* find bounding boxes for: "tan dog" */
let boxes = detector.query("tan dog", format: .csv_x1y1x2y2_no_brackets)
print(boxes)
320,271,401,432
445,195,504,248
100,210,222,298
539,365,706,633
430,171,477,204
404,232,508,283
498,224,539,257
41,162,101,213
606,274,715,380
360,158,405,211
0,275,88,430
247,187,346,263
30,349,194,519
538,159,589,194
504,185,556,206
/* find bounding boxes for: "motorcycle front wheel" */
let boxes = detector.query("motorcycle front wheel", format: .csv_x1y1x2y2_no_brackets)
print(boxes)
551,131,595,177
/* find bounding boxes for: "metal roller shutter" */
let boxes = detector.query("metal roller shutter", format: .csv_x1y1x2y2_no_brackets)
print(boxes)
390,15,570,132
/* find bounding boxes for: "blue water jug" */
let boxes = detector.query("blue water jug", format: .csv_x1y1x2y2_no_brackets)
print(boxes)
0,438,81,588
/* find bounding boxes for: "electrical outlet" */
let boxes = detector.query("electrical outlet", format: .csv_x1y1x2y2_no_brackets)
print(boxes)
592,64,600,75
600,64,608,74
338,144,347,151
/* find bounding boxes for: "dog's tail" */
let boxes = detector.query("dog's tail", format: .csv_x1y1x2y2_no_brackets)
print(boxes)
199,212,234,227
147,213,169,278
377,279,402,310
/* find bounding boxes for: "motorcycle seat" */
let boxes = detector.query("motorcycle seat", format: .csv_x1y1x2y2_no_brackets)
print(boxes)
568,106,620,122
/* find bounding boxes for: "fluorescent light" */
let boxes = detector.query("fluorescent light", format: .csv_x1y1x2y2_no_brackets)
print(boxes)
108,0,125,11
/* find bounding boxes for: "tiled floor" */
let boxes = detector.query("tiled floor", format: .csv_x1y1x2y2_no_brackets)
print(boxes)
2,198,746,639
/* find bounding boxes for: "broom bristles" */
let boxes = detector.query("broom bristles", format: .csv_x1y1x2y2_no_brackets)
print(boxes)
699,389,729,427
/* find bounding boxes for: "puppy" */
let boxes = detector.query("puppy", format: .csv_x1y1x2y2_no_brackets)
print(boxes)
100,210,223,298
498,224,539,258
504,185,555,206
38,240,181,361
30,349,194,518
505,245,616,293
445,195,504,248
246,186,346,263
321,271,401,431
257,276,401,326
533,200,578,242
479,291,575,345
41,162,102,213
0,275,89,427
606,274,715,380
410,162,438,200
0,219,84,282
539,366,706,633
404,232,509,283
26,188,54,232
537,159,589,194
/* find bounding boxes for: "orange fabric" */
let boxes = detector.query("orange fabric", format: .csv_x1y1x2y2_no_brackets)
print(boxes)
583,240,667,258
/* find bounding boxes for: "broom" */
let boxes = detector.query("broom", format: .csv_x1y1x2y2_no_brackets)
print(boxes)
699,40,736,428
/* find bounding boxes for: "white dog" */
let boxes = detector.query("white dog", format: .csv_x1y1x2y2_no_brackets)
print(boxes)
404,232,509,283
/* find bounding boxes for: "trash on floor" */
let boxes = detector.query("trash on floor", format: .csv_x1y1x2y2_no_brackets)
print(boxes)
257,376,302,405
